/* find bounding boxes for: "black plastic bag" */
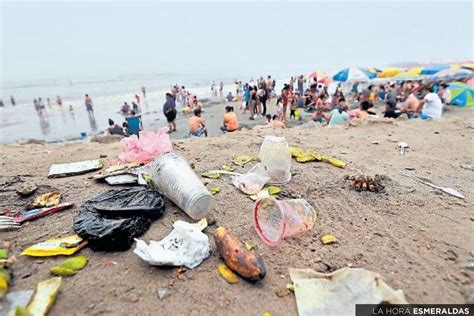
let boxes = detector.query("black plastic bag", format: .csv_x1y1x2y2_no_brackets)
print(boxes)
73,187,165,251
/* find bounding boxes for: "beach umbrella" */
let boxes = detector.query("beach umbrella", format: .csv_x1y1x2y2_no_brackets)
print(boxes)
378,68,402,78
447,82,474,107
308,70,327,80
431,68,473,80
461,63,474,70
420,64,451,75
332,67,375,82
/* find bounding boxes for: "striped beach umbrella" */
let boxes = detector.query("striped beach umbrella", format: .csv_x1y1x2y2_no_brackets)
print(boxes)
421,64,451,75
378,68,402,78
308,70,327,80
447,82,474,107
332,67,375,82
431,68,473,80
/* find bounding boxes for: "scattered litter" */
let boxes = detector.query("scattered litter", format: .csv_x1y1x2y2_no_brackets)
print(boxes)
231,164,270,195
157,288,168,300
201,171,221,179
118,129,173,164
398,141,409,155
250,186,281,201
208,186,221,195
22,235,87,257
259,136,292,184
50,255,88,276
74,187,165,251
28,192,61,209
289,267,408,316
105,163,140,174
16,183,38,197
0,267,11,298
27,277,62,316
214,227,266,282
134,220,210,269
0,241,10,259
371,140,380,145
290,147,346,168
233,155,253,167
254,197,316,246
0,290,34,315
221,164,235,172
460,164,474,171
321,235,337,245
105,174,139,185
275,287,290,297
0,217,20,231
344,175,385,192
150,152,212,220
244,242,256,251
400,171,465,199
218,263,240,284
48,159,103,178
15,202,74,223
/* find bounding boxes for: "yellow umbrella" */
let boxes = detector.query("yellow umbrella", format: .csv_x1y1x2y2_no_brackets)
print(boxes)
378,68,401,78
461,63,474,70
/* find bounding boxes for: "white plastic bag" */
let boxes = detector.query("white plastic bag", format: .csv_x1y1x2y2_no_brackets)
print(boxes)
134,220,210,269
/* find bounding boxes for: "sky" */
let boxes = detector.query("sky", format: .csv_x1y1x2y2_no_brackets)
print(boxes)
1,0,473,84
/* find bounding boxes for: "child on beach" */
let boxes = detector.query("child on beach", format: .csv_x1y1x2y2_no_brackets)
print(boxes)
290,94,298,121
276,97,284,121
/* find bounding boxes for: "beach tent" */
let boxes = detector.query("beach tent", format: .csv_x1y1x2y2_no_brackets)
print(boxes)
332,67,375,82
447,82,474,107
431,68,473,81
420,64,451,75
378,68,402,78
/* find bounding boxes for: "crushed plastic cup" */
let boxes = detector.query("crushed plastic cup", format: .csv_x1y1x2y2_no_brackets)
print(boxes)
150,152,212,220
253,197,316,246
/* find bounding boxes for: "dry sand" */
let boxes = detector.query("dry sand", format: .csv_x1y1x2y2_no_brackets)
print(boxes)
1,107,473,315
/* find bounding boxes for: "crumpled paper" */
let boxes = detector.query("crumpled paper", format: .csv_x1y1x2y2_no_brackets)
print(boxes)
289,267,408,316
134,219,209,269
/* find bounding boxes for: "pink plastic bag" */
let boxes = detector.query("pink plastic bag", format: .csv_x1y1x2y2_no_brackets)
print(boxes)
118,128,173,164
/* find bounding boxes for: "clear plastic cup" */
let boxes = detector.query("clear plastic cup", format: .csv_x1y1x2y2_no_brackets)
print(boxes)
253,197,316,246
259,136,292,185
150,152,212,220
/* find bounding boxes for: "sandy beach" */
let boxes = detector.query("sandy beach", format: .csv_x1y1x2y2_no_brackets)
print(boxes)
1,107,473,315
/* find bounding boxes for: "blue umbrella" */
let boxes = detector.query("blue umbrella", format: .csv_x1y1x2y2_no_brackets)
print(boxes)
420,64,451,75
332,67,376,82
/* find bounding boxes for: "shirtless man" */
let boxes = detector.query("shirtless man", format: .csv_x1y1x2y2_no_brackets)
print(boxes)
399,92,420,117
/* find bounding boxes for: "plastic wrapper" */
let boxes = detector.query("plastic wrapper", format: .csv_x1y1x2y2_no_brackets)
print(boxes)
21,235,87,257
118,129,173,164
27,277,62,316
73,187,165,251
231,164,270,195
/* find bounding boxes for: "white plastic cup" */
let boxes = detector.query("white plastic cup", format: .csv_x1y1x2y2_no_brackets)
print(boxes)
150,152,212,219
259,135,291,184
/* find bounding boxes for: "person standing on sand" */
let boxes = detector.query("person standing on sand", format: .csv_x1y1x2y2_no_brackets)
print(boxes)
219,81,224,97
56,96,63,106
84,94,94,114
135,94,140,105
297,75,305,95
141,86,146,98
163,92,177,133
281,84,290,122
10,96,16,106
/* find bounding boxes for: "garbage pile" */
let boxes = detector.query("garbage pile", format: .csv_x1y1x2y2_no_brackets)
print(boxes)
7,129,466,315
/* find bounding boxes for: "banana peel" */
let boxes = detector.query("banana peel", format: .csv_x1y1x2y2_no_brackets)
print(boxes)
249,186,281,201
27,277,62,316
0,267,10,298
50,255,88,276
290,146,346,168
201,171,221,179
208,186,221,195
217,263,239,284
221,164,235,172
233,155,253,167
